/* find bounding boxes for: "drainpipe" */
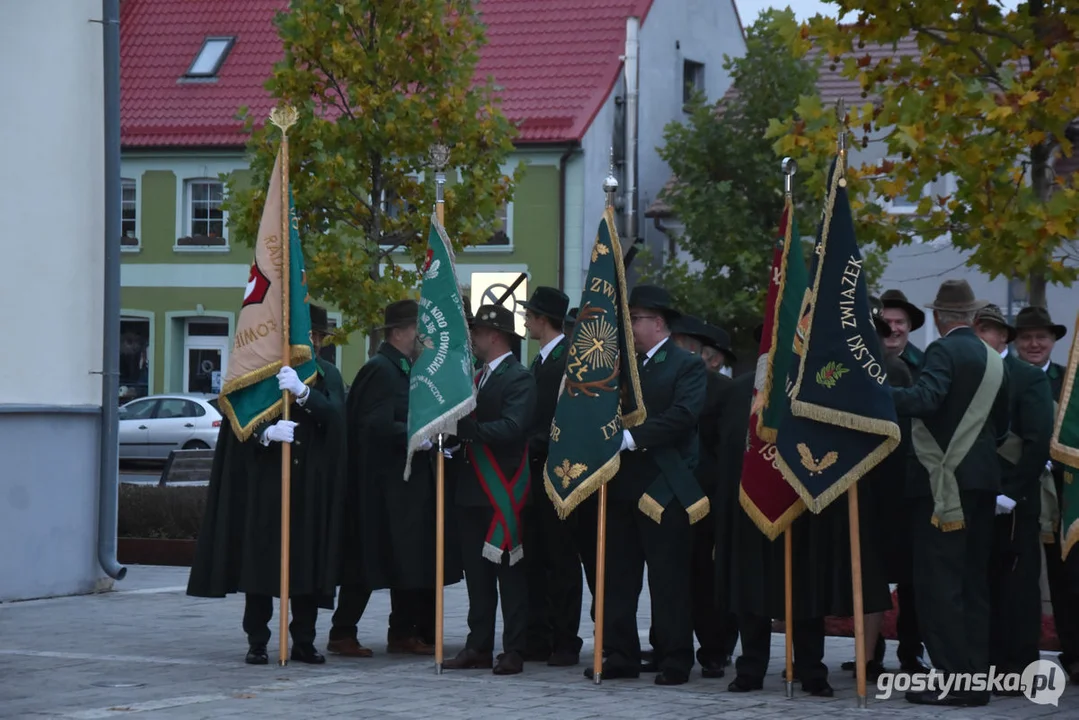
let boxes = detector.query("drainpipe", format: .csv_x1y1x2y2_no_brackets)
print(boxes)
557,144,576,292
99,0,127,582
624,17,640,246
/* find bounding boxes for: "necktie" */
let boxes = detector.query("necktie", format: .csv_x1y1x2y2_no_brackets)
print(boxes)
530,352,542,371
479,363,492,388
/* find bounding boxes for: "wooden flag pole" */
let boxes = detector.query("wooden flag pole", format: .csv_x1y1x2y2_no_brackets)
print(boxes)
270,105,299,668
590,154,620,686
834,98,868,708
430,143,449,675
781,157,797,700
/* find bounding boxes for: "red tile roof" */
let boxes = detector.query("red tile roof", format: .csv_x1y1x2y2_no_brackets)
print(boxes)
121,0,655,148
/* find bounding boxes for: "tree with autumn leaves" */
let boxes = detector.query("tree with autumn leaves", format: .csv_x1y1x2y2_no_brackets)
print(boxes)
769,1,1079,306
224,0,520,345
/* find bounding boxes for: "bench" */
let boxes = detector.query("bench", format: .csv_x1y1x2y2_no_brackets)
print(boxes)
159,449,216,486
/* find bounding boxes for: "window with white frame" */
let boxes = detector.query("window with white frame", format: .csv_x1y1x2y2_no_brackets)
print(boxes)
468,200,513,250
180,179,227,246
121,178,138,247
885,170,955,215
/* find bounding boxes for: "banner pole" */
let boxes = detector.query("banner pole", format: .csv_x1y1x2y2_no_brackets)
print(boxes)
780,157,797,700
270,106,298,668
833,98,868,708
430,143,449,675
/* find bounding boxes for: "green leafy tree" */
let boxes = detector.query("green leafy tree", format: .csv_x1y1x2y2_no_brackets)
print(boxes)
645,9,884,354
224,0,521,349
769,1,1079,307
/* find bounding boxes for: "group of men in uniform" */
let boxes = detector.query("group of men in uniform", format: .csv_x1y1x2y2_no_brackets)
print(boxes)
186,279,1079,704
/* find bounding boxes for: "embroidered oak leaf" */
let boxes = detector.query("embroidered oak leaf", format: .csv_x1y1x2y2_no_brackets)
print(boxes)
554,459,588,489
815,361,848,389
591,241,610,263
654,350,667,364
797,443,838,476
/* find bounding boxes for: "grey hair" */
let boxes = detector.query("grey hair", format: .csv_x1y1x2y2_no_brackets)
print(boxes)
935,310,976,326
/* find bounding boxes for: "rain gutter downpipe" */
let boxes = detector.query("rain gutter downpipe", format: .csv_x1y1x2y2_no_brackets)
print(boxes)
99,0,127,582
624,17,640,246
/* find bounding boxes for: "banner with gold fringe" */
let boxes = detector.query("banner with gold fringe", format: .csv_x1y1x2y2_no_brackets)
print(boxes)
739,197,808,540
773,157,901,514
1051,313,1079,560
217,148,317,441
544,207,644,518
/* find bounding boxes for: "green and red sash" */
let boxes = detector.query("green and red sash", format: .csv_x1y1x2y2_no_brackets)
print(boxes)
467,443,530,565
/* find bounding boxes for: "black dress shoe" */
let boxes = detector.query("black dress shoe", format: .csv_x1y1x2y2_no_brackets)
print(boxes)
584,662,640,680
728,675,763,692
547,650,580,667
493,651,524,675
290,643,326,664
640,659,660,673
700,659,725,679
900,657,931,674
655,669,689,686
802,678,834,697
906,689,989,707
245,645,268,665
841,660,856,671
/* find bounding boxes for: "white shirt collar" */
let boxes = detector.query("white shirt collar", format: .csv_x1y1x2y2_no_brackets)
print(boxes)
644,336,669,363
485,351,514,374
1000,347,1009,358
1042,360,1051,372
539,334,565,363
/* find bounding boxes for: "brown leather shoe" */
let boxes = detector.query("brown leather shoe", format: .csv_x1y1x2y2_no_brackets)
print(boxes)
387,635,436,655
493,651,524,675
443,648,493,670
326,637,374,658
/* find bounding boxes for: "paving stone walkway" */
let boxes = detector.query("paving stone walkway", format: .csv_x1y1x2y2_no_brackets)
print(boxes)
0,566,1074,719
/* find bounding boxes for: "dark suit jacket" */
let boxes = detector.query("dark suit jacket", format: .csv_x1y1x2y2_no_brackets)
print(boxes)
528,335,568,465
998,352,1054,513
455,354,537,507
891,327,1010,497
612,339,708,505
900,341,925,378
696,371,732,497
1048,361,1066,401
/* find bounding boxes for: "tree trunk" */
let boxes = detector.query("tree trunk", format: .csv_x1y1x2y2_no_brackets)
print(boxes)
1028,271,1048,309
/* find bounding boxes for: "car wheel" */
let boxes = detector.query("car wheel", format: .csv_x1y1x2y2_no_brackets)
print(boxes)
183,440,210,450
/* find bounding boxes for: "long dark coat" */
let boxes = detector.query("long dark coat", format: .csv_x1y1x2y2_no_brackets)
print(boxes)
343,342,463,591
187,358,348,609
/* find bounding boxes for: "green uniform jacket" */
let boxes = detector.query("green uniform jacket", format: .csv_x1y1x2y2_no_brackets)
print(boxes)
999,353,1054,516
344,343,463,592
891,327,1011,498
187,358,348,609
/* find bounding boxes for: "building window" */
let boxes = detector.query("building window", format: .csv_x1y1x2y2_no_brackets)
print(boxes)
466,201,513,251
683,60,705,106
179,180,227,247
119,317,151,403
185,36,235,79
185,318,229,394
121,178,138,247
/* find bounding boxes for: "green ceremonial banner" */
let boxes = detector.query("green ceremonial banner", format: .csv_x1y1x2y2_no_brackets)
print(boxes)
1051,314,1079,561
544,206,644,518
218,149,316,441
404,216,477,480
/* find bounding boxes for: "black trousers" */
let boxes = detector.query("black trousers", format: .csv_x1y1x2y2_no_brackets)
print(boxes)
989,509,1043,672
689,510,738,664
524,462,585,656
243,593,318,647
603,497,693,676
1045,538,1079,669
911,490,994,675
571,493,599,624
894,582,924,664
459,506,529,655
330,585,435,643
735,614,827,683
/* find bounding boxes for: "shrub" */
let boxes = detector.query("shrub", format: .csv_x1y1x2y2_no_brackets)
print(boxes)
118,484,207,540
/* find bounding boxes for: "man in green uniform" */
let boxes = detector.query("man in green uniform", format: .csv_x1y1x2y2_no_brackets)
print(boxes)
890,280,1010,707
1014,305,1079,684
330,300,462,658
520,287,583,667
670,315,737,678
585,285,707,686
973,303,1053,688
882,288,927,376
188,304,347,666
443,304,537,675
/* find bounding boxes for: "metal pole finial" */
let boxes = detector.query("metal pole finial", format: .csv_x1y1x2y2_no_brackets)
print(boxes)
835,99,848,185
782,157,797,196
603,146,619,209
430,144,450,221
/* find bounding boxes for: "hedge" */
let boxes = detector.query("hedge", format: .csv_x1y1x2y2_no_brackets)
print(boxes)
118,484,207,540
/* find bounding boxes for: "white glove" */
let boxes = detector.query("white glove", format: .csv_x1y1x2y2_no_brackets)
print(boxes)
1047,460,1055,472
277,366,308,398
620,429,636,452
263,420,297,445
418,438,433,451
995,494,1016,515
442,444,460,459
443,450,454,459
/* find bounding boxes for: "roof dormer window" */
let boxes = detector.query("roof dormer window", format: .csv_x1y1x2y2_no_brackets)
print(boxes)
185,36,235,79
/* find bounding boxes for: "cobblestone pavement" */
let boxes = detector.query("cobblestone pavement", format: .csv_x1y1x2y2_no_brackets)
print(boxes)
0,566,1074,719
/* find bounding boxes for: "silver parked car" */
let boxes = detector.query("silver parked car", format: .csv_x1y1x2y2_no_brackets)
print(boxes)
118,394,222,460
